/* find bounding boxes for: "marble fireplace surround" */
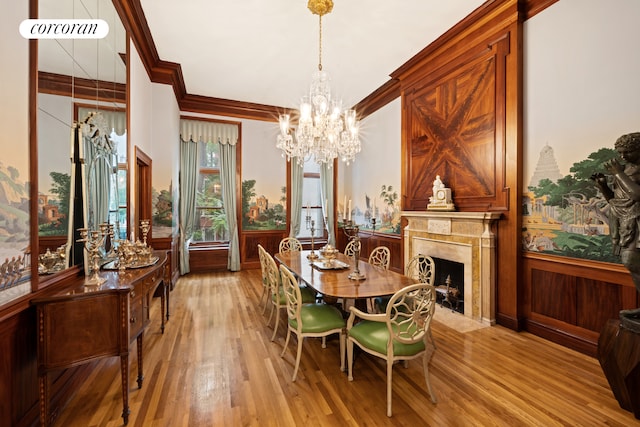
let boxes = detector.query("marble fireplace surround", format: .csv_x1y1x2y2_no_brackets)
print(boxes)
402,211,501,325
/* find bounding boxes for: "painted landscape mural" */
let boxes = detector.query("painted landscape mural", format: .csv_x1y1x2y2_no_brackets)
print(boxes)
523,144,619,262
242,179,286,231
342,184,401,235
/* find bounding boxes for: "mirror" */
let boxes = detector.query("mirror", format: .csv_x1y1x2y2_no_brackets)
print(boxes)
37,0,127,275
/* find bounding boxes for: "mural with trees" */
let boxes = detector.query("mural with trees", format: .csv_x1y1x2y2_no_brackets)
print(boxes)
242,179,286,231
354,184,401,235
523,147,620,263
38,171,70,236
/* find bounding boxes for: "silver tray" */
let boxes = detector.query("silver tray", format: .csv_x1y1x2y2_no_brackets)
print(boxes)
102,256,159,270
312,259,350,270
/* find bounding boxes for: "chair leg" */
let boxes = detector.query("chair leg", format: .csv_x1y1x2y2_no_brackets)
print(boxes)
423,340,438,403
292,335,303,382
280,329,291,357
266,301,275,324
386,358,393,417
271,307,281,341
429,328,437,350
339,331,346,372
322,336,326,348
261,288,268,314
347,339,354,381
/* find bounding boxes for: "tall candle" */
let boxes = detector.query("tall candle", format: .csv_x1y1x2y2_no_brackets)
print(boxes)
348,199,352,221
373,198,376,215
343,195,347,218
306,203,310,217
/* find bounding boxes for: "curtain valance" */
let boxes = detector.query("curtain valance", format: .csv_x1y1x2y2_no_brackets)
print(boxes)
78,107,126,136
180,119,239,145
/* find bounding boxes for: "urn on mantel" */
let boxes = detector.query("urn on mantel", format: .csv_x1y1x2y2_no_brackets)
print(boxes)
427,175,456,211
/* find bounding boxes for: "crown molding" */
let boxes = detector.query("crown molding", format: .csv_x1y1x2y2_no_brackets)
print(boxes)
115,0,557,121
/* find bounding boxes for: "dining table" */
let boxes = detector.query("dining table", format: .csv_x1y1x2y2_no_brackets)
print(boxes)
274,250,416,301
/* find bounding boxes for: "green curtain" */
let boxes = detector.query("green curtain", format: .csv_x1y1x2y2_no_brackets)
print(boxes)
320,163,335,246
289,157,304,237
179,138,198,275
219,141,240,271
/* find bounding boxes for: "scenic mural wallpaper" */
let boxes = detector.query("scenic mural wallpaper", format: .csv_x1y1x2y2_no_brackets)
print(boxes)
523,0,640,263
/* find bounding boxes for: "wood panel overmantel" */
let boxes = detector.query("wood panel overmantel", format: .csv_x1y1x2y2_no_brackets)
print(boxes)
395,0,523,330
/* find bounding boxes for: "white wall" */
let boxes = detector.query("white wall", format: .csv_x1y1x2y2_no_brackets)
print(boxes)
523,0,640,186
128,40,154,237
151,83,179,238
342,98,401,231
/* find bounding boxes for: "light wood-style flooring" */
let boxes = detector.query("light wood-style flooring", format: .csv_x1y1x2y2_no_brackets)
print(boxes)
54,269,640,426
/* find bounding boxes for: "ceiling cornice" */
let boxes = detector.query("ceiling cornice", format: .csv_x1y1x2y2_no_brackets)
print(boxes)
353,79,401,118
180,94,283,122
115,0,557,122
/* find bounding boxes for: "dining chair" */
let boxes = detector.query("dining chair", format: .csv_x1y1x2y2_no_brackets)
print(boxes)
344,239,361,258
347,282,438,417
375,253,435,313
257,244,270,313
279,237,303,254
368,246,390,270
279,264,346,381
365,246,391,311
264,249,316,341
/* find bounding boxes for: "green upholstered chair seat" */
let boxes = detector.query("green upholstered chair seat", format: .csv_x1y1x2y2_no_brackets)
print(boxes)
275,286,316,305
349,320,425,357
288,303,345,333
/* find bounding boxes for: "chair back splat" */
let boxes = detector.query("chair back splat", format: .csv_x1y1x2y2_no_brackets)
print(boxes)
368,246,390,270
279,237,302,255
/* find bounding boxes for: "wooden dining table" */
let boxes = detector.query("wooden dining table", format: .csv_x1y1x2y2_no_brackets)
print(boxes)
274,250,416,300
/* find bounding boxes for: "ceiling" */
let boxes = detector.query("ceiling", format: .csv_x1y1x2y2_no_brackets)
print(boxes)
139,0,487,110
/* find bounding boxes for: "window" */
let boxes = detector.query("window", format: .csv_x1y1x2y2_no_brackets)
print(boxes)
297,158,327,239
193,141,228,243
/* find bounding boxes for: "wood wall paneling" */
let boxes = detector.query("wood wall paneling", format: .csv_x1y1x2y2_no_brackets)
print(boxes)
576,276,624,332
524,254,638,355
402,38,510,212
397,0,522,332
530,268,576,324
241,231,286,269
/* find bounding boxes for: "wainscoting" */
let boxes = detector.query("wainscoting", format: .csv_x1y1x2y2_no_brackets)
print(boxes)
522,253,639,356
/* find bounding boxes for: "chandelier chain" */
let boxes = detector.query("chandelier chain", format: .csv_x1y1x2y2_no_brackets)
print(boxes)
318,15,323,71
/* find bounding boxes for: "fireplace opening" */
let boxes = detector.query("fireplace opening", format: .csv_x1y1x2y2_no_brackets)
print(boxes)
432,257,464,314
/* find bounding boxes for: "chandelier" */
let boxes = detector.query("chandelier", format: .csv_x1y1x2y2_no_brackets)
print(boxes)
276,0,361,166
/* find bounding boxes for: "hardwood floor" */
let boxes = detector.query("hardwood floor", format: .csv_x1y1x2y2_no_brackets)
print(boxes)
53,270,640,426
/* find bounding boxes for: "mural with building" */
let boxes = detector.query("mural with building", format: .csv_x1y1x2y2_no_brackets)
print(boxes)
523,143,619,263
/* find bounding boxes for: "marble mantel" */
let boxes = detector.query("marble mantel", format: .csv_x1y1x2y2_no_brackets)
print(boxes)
402,211,502,325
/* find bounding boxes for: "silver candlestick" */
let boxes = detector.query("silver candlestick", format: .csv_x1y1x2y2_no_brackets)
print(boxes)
77,227,106,286
306,215,319,260
344,220,365,280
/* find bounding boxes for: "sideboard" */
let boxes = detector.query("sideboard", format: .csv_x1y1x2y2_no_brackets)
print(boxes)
32,251,169,426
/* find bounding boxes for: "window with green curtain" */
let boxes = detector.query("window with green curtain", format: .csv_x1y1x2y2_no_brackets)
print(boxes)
193,140,228,243
296,158,327,239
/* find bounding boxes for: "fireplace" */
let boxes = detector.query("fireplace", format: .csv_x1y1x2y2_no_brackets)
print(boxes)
402,211,501,324
433,257,464,314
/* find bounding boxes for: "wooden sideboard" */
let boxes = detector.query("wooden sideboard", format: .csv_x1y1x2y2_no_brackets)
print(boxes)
32,251,169,426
